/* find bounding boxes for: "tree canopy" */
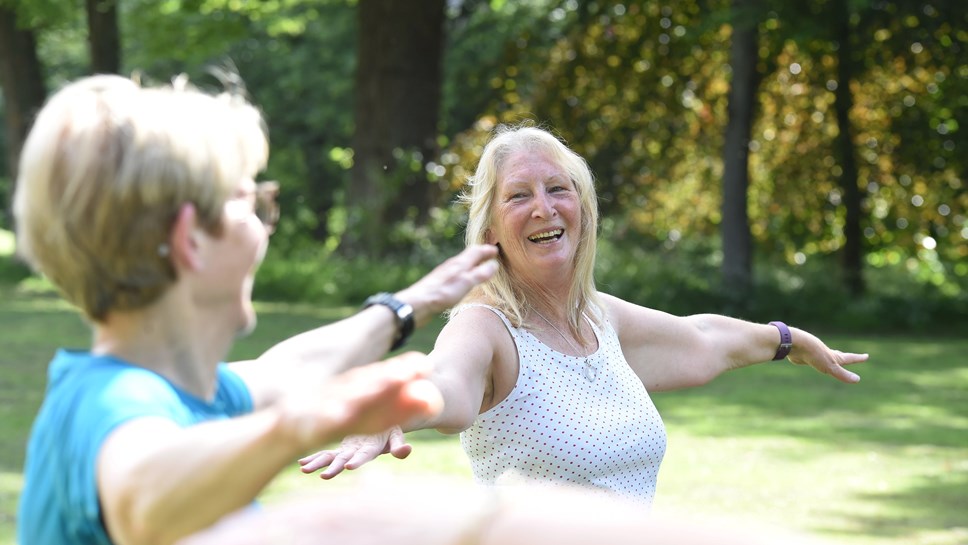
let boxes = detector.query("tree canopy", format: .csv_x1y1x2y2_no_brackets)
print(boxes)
1,0,965,320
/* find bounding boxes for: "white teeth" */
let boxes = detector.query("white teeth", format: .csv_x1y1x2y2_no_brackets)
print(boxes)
528,228,563,242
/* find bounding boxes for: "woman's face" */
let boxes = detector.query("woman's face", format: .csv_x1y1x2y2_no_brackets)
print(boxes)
487,149,582,287
195,177,272,336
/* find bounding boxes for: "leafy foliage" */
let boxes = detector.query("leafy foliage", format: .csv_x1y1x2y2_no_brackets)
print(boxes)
0,0,965,326
439,0,967,302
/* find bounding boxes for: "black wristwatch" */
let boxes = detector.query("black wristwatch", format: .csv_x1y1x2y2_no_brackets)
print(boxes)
362,292,415,351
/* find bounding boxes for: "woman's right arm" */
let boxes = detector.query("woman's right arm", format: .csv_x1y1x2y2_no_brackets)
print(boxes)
97,355,441,545
298,306,506,478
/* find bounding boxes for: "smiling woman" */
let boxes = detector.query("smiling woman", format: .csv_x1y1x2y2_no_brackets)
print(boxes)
300,123,869,514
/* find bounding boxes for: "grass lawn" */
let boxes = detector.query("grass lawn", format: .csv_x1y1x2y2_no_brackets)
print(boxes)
1,287,965,545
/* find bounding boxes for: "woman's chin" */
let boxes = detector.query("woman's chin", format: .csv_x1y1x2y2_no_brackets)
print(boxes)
235,303,258,338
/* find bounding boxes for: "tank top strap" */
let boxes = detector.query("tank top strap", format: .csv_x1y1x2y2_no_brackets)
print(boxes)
452,303,519,340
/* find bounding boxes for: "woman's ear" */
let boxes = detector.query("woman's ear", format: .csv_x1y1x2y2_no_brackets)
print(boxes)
169,203,203,272
484,228,497,245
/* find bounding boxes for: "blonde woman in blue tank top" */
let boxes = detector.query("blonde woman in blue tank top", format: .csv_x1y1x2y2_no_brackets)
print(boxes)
14,73,500,545
300,124,869,507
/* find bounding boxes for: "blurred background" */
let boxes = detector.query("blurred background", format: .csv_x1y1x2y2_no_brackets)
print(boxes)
0,3,966,544
1,0,966,329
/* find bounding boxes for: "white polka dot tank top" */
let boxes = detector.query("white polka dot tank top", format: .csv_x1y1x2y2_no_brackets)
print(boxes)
459,305,667,506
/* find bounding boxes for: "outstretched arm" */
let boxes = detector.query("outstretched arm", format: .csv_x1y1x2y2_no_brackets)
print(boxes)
602,293,868,392
179,474,833,545
298,305,509,478
98,353,442,545
231,244,498,409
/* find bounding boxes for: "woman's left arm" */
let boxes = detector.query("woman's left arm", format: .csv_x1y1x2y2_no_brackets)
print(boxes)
601,293,868,392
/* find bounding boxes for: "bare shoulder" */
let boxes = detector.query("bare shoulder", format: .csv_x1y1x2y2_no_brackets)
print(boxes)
597,291,647,327
596,291,679,341
440,304,513,343
437,304,519,410
433,305,516,368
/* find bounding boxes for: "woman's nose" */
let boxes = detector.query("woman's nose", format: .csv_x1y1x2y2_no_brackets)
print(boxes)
531,193,557,218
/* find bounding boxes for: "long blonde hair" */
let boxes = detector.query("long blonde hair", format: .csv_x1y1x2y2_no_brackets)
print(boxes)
457,124,602,341
13,74,268,322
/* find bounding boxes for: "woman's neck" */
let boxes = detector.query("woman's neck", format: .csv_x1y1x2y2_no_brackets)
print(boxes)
91,299,234,400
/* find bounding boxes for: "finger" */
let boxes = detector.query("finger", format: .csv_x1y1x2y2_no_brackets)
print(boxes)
460,244,499,266
319,452,355,479
456,245,499,278
297,450,325,465
468,258,499,283
432,246,498,286
387,427,413,459
298,451,336,472
839,352,869,365
828,364,861,384
390,443,413,459
343,446,386,470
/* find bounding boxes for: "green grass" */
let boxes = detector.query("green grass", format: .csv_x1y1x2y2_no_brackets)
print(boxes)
1,287,965,545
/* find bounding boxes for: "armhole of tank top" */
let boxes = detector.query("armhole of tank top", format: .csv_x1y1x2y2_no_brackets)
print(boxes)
456,303,523,417
454,303,519,341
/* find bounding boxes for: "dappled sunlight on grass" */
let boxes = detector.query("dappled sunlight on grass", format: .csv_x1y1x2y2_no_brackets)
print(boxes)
648,333,967,545
814,461,968,545
0,294,964,545
655,434,967,545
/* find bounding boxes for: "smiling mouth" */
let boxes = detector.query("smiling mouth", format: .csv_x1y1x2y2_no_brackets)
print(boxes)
528,228,564,244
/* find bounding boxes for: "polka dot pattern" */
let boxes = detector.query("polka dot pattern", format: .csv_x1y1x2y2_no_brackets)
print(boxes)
460,305,667,506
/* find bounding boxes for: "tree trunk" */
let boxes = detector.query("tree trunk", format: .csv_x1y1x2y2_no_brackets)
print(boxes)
720,0,760,303
0,5,47,199
344,0,446,257
86,0,121,75
303,138,336,242
833,0,865,296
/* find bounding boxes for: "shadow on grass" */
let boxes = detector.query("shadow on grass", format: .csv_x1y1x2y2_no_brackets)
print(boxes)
816,469,968,543
654,335,968,450
653,334,968,544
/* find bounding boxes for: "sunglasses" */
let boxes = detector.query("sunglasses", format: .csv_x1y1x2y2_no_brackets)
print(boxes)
253,181,280,235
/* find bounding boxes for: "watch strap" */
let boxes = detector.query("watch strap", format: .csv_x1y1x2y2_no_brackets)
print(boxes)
363,292,414,351
768,321,793,361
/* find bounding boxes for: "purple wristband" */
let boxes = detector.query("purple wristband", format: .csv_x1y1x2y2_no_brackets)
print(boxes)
768,321,793,360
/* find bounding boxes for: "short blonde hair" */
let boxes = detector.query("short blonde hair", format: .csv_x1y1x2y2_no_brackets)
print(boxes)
13,74,269,322
458,124,602,339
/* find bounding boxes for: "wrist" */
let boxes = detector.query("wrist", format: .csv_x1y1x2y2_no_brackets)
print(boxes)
768,321,793,361
392,288,437,328
363,292,415,351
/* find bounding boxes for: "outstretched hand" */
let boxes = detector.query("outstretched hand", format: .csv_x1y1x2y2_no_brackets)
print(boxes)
276,352,442,453
298,426,410,479
396,244,499,327
788,329,869,384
